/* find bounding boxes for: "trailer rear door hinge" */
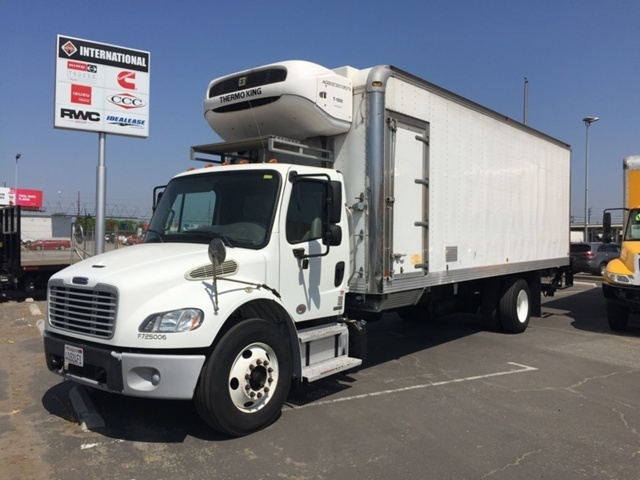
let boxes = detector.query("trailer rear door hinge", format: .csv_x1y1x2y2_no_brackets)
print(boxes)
415,134,430,146
414,221,429,229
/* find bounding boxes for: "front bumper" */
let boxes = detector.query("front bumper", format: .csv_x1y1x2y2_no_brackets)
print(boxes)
602,282,640,308
44,332,205,400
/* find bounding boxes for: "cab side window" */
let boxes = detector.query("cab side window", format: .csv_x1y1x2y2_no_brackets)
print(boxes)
286,180,324,244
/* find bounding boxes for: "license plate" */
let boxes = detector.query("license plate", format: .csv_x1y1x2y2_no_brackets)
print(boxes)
64,345,84,367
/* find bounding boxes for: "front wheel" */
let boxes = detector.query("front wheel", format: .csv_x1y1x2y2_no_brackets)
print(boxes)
498,278,531,333
606,301,629,331
194,319,292,437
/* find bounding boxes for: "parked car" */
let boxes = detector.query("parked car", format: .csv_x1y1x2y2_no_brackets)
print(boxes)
106,233,129,244
570,242,621,276
125,234,144,245
28,239,72,251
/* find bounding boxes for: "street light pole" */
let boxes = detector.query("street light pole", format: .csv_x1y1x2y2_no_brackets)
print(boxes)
583,116,599,241
14,153,21,204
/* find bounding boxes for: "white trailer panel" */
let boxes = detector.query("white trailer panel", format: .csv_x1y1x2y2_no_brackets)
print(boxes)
335,67,571,296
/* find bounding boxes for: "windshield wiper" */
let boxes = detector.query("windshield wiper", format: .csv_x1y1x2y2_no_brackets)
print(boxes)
188,229,235,248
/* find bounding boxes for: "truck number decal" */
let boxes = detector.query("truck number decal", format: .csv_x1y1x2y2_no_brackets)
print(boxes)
137,333,167,340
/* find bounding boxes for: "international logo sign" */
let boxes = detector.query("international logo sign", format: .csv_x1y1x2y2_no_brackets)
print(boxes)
54,35,150,138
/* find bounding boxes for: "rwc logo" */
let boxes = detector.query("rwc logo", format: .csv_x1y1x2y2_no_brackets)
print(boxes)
60,108,100,122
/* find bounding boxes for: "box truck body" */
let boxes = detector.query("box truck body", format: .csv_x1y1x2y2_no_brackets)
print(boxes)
44,61,571,436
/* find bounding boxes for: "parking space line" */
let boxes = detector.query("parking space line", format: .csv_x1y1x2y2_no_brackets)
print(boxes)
289,362,538,410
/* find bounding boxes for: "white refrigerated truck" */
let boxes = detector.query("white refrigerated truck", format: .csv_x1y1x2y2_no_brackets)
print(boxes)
44,60,571,436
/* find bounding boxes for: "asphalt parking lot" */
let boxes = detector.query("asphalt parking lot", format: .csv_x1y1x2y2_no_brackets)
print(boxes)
1,277,639,480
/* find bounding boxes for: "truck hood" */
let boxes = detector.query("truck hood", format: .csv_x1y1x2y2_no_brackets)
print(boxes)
50,243,265,290
608,241,640,275
48,243,272,348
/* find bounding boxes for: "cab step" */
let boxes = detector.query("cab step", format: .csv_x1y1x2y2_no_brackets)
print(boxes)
297,322,362,382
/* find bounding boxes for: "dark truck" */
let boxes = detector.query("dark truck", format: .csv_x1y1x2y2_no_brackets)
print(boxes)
0,206,72,300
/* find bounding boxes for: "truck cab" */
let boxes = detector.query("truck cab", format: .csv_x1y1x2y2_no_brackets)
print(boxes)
602,155,640,331
603,207,640,330
44,141,361,437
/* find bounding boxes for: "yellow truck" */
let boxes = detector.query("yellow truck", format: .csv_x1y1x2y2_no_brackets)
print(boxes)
602,155,640,330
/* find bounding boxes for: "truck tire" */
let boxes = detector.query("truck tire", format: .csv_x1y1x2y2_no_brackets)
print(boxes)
498,278,530,333
194,319,292,437
606,301,629,331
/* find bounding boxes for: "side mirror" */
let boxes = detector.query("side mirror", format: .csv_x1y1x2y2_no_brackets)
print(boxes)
208,238,227,266
323,224,342,246
603,211,611,238
328,181,342,224
153,185,166,212
73,223,84,245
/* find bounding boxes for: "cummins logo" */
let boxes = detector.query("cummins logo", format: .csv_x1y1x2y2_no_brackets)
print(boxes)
107,93,146,110
117,71,136,89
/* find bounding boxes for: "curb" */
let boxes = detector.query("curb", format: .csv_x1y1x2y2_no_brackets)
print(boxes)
69,386,106,431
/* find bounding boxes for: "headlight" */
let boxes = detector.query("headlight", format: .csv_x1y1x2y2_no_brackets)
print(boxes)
139,308,204,333
605,273,634,285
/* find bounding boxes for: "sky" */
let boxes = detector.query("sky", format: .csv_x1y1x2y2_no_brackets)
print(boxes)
1,0,638,223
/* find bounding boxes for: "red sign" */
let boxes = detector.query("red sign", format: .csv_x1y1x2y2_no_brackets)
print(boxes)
16,189,43,209
71,84,92,105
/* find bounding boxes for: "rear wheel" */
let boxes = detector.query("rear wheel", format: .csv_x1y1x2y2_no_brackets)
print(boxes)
498,278,531,333
194,319,292,437
606,301,629,331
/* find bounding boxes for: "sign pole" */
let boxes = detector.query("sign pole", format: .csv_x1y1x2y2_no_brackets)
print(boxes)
54,35,150,256
95,132,107,254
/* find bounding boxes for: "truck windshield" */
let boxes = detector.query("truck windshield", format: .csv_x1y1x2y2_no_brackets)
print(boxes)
624,209,640,241
146,169,281,248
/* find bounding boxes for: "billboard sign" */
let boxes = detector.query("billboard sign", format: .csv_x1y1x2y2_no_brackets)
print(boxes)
54,35,150,138
16,189,44,209
0,188,43,209
0,187,11,206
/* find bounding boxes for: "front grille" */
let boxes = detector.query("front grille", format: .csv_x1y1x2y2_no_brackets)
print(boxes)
48,285,117,338
209,67,287,98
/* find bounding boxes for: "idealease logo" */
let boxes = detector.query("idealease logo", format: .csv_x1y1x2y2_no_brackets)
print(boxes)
60,108,100,122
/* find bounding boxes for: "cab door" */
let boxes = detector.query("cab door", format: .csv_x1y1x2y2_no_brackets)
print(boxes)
278,172,348,322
